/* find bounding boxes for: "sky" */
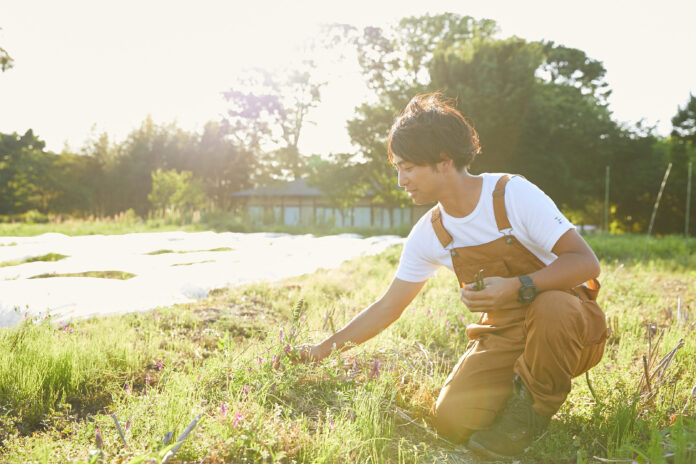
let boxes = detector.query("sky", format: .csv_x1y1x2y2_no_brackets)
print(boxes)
1,0,694,156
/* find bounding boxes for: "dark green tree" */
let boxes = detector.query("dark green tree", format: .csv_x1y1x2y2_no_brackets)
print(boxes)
0,130,50,215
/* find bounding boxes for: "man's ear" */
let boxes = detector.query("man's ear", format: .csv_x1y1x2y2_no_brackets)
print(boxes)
438,152,455,171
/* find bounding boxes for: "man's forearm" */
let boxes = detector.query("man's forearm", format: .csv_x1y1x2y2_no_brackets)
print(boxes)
529,251,600,292
316,301,398,358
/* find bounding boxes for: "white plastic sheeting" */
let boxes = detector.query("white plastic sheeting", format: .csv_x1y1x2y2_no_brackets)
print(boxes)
0,231,404,327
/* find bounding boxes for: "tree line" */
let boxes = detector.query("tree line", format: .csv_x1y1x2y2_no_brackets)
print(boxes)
1,14,694,234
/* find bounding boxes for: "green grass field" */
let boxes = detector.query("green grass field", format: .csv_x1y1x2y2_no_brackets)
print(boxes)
0,235,694,463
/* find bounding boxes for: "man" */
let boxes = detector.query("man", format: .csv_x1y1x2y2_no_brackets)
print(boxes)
299,93,607,458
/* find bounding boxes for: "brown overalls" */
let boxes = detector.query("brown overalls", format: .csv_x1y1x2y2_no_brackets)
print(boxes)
430,175,608,444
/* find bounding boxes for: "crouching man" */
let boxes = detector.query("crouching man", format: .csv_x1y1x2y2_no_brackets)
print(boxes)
297,93,608,459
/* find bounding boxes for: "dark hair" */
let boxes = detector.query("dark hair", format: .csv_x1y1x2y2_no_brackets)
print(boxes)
387,92,481,171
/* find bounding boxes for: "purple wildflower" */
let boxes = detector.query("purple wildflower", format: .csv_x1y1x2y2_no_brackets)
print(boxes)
95,427,104,449
279,328,285,343
427,308,432,316
352,359,358,371
439,310,443,318
370,360,380,379
243,385,249,396
69,327,73,334
258,356,263,365
145,374,151,386
330,416,335,429
197,374,201,382
125,420,131,431
124,382,131,394
284,343,291,354
143,385,147,396
156,361,164,370
221,402,227,418
232,412,243,427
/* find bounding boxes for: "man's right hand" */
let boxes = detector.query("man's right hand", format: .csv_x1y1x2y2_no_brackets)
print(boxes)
291,343,327,363
290,278,426,364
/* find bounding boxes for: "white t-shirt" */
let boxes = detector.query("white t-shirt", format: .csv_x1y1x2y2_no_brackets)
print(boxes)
395,173,575,283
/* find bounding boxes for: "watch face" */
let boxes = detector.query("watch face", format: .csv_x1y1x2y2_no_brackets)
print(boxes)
520,286,537,302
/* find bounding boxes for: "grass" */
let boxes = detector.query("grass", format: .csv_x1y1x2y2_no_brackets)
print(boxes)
0,213,413,238
0,252,69,268
0,235,694,463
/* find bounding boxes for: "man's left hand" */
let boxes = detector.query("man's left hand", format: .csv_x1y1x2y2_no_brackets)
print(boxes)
460,276,521,312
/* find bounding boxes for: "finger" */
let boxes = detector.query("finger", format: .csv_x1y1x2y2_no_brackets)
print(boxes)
460,296,493,312
460,289,489,301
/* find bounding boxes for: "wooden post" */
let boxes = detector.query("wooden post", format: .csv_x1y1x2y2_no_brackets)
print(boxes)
647,163,672,238
686,162,692,238
604,166,610,233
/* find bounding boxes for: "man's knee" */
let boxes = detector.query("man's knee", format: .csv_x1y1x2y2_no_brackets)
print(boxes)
430,394,496,443
526,291,583,337
430,400,473,443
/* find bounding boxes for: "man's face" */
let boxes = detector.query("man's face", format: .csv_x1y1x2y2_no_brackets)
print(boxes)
392,154,444,205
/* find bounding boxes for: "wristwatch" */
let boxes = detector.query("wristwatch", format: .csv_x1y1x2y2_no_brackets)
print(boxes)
518,275,538,303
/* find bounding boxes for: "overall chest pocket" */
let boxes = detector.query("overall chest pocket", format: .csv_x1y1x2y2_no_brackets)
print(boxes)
451,257,511,286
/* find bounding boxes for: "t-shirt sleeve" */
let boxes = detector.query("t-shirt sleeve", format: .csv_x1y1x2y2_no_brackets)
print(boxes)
505,177,575,253
394,216,440,282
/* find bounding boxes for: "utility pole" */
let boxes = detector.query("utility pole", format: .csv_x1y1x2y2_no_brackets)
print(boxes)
604,166,610,233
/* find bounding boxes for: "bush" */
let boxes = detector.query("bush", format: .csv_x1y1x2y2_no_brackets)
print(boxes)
23,210,49,224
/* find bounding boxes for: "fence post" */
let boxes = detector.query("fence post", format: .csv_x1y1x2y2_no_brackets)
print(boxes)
647,163,672,238
686,162,692,238
604,166,610,233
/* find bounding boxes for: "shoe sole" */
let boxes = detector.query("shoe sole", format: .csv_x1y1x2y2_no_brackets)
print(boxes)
466,438,515,460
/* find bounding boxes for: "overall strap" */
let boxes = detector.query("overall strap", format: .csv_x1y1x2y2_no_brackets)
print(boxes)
430,207,453,248
493,174,516,232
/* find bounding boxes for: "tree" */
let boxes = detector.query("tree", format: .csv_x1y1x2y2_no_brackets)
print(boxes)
109,117,191,215
186,121,254,211
307,153,369,223
0,46,12,72
430,37,545,173
223,65,324,182
1,28,13,72
345,13,622,223
148,169,206,215
0,130,50,215
672,93,696,144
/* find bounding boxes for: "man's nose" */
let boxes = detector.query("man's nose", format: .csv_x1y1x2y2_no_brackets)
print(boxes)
397,170,407,187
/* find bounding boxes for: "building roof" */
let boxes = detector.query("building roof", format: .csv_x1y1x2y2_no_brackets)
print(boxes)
230,178,322,197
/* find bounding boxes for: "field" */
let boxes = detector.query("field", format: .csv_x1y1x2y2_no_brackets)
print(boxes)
0,234,694,463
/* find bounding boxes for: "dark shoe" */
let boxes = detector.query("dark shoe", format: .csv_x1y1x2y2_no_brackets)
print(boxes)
467,376,550,459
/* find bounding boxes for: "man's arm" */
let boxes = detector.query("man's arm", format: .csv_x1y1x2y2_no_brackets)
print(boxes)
460,229,600,312
303,277,426,361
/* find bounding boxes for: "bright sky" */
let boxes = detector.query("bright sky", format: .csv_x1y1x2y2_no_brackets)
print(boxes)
1,0,694,156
